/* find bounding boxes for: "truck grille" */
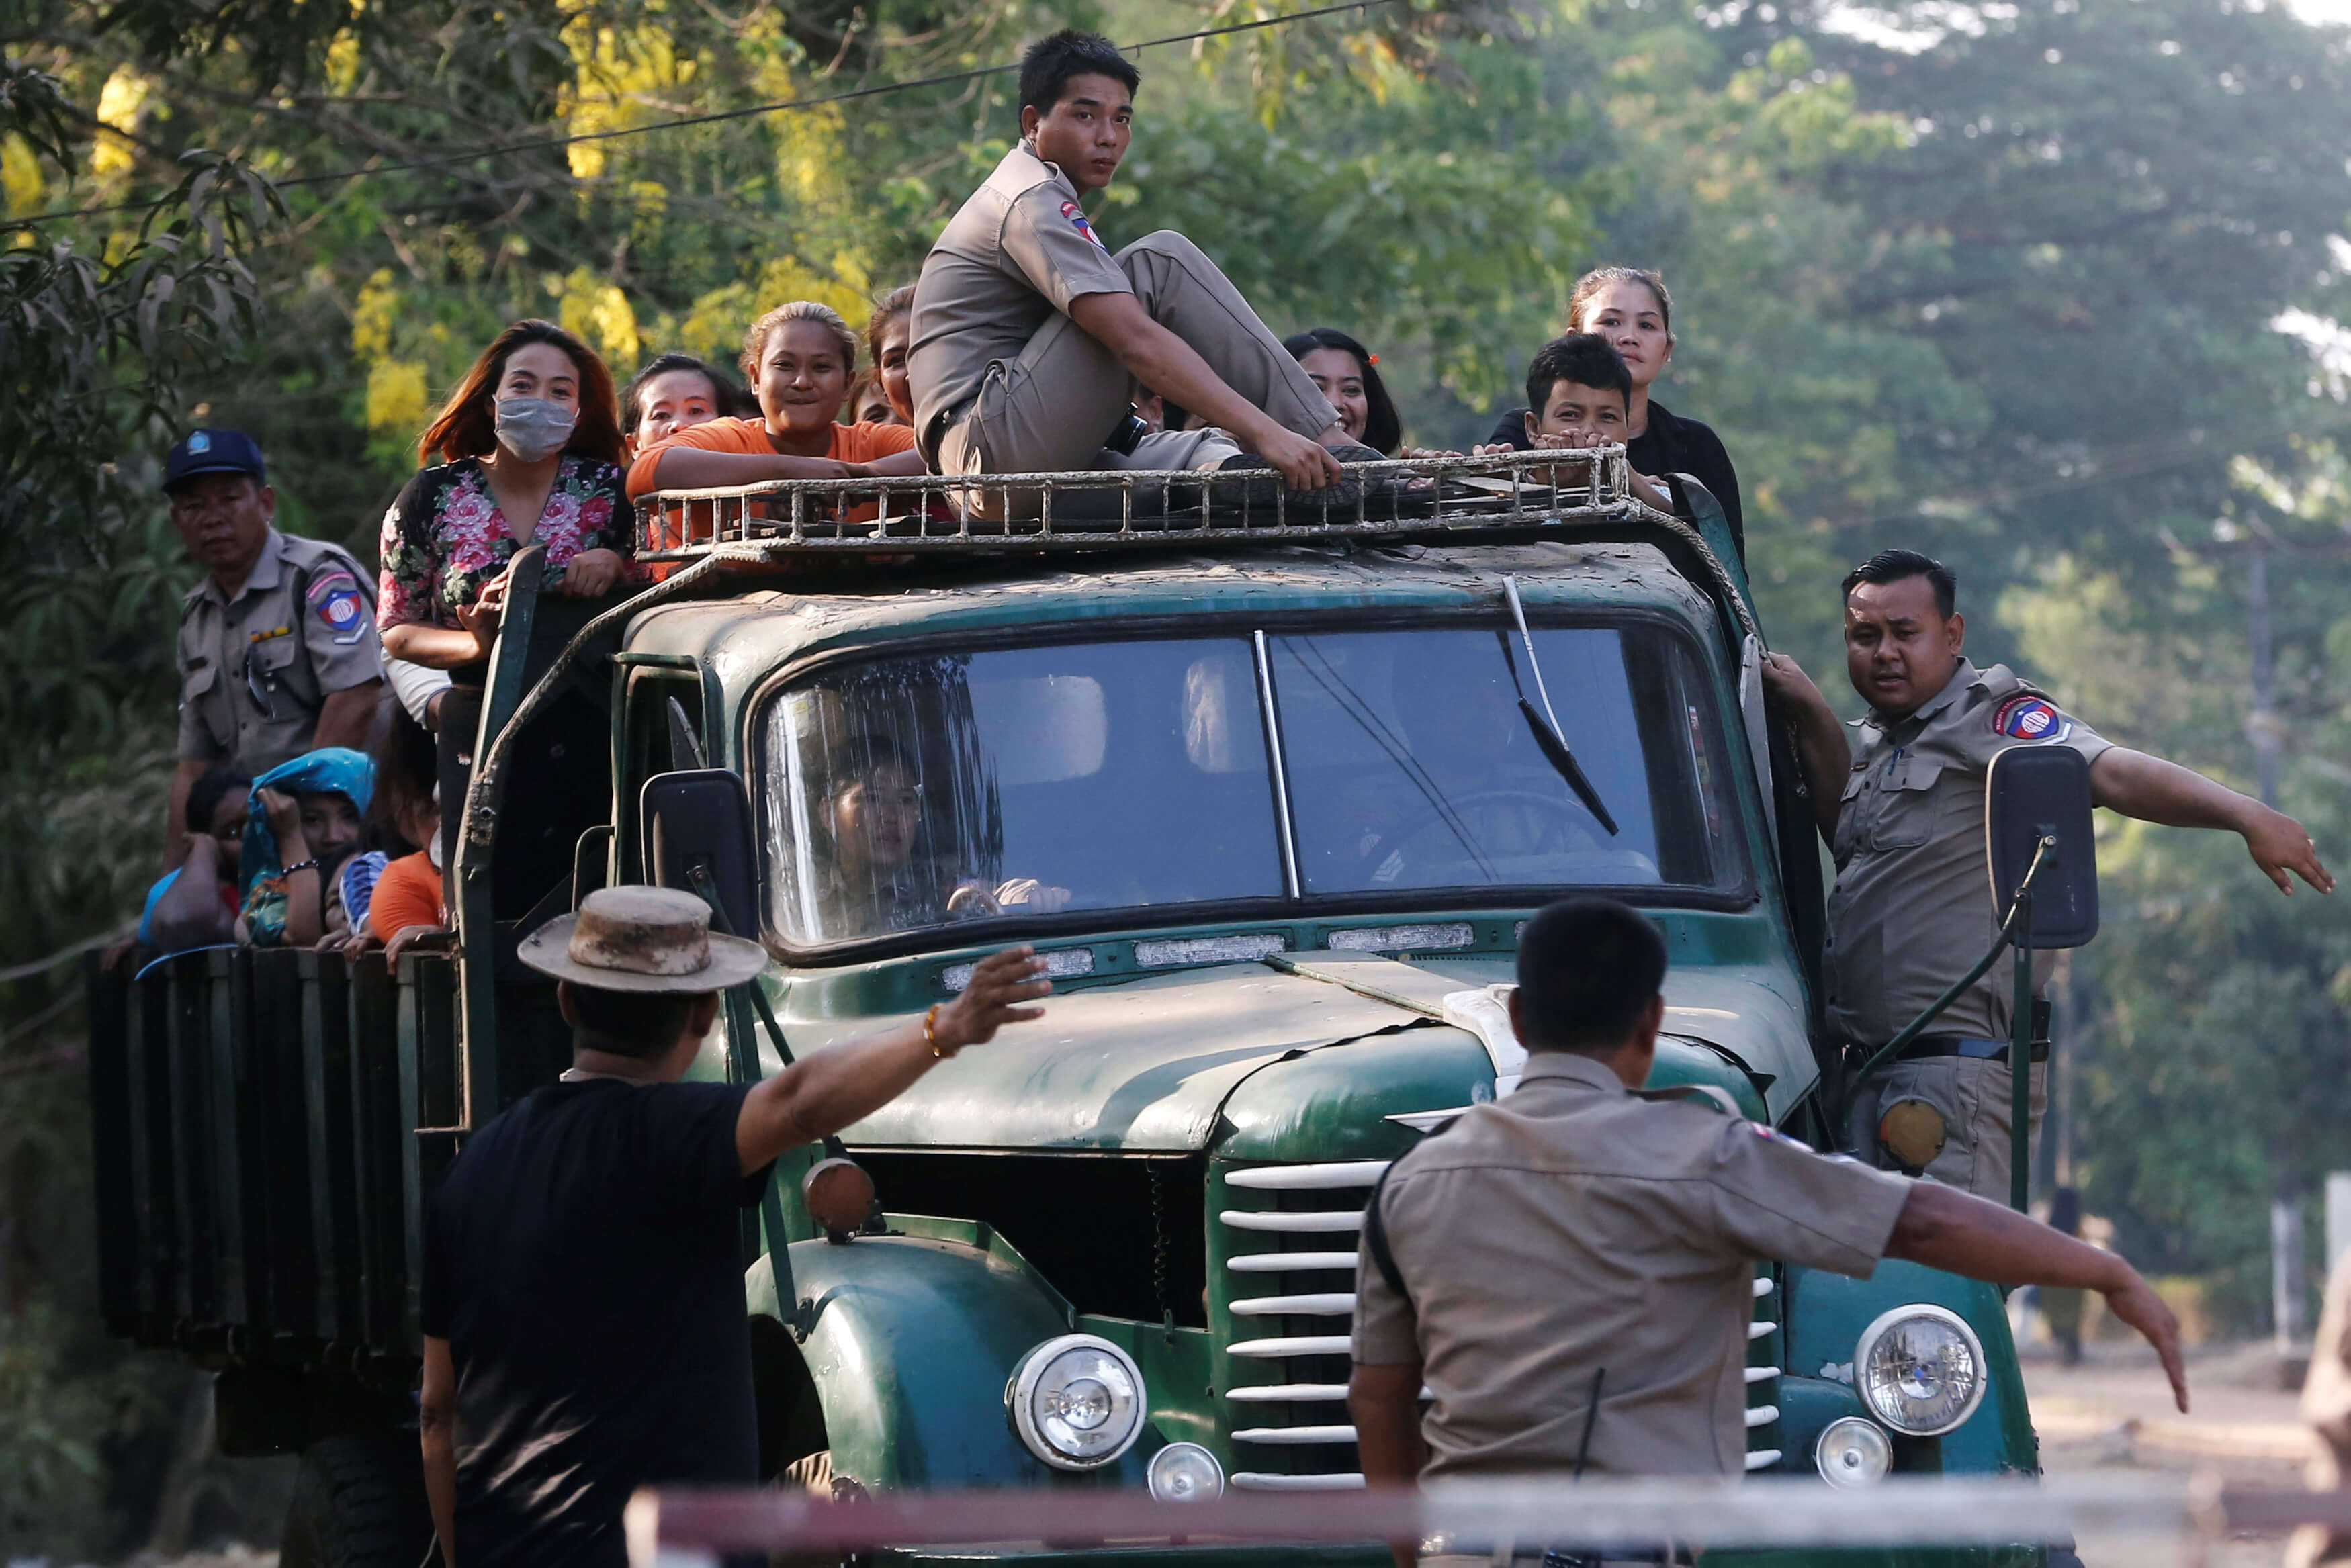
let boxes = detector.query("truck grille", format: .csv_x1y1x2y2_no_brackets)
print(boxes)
1215,1160,1784,1489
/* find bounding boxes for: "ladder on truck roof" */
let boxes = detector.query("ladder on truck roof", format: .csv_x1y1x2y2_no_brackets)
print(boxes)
632,447,1646,559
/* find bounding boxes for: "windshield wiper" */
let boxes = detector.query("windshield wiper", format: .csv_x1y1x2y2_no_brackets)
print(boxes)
1498,577,1621,837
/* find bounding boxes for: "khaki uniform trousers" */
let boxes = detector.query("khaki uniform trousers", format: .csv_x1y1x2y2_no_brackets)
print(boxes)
1848,1054,2049,1202
938,230,1338,486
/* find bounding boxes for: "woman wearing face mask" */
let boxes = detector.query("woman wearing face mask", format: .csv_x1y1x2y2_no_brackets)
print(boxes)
378,319,635,673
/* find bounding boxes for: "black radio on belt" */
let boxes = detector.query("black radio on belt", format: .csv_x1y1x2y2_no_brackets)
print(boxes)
1104,406,1149,456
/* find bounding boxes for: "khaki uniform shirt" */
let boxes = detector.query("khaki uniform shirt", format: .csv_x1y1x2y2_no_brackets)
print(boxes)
1824,659,2110,1046
1352,1053,1912,1479
176,528,383,775
907,142,1133,461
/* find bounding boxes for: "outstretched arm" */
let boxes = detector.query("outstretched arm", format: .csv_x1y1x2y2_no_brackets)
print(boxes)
1886,1181,2187,1412
1759,652,1851,839
1347,1361,1427,1568
2090,747,2333,894
1067,291,1343,492
734,946,1049,1172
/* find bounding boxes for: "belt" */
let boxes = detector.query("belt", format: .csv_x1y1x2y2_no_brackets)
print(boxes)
1898,1033,2049,1065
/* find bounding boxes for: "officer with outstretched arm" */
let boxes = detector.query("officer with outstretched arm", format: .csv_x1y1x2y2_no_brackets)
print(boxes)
1349,898,2188,1568
1761,549,2330,1197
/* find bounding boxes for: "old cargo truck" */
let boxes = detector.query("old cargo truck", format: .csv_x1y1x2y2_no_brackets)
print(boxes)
87,453,2043,1566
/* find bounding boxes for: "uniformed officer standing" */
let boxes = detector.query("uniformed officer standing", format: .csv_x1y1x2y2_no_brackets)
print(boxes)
908,30,1368,501
1762,549,2332,1199
1349,898,2188,1568
165,428,384,862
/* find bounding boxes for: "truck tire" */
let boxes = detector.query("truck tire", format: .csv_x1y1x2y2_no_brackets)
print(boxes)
279,1434,435,1568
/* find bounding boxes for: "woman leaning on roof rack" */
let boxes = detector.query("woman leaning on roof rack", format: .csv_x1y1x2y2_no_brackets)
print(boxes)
624,300,926,503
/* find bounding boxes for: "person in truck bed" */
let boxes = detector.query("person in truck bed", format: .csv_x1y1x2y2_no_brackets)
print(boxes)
907,29,1379,500
626,300,926,551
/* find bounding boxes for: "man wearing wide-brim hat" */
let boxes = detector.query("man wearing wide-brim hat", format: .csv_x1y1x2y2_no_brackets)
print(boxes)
417,886,1048,1568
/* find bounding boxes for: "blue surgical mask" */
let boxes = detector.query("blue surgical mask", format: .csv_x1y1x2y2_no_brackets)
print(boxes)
494,397,576,462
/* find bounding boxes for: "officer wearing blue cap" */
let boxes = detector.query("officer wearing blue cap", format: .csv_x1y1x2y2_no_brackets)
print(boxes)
165,428,384,864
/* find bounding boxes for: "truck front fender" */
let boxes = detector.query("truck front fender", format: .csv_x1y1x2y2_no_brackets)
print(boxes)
746,1221,1157,1492
1784,1258,2037,1477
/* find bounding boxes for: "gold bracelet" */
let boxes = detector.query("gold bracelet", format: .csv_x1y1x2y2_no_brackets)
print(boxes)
924,1003,954,1059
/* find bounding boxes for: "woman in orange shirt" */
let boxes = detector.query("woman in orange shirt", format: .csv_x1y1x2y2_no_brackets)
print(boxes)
625,300,925,502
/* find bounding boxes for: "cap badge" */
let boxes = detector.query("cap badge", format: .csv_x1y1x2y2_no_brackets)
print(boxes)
188,432,211,453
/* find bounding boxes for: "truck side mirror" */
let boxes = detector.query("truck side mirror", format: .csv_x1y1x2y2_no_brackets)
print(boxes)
1985,745,2098,949
641,769,760,940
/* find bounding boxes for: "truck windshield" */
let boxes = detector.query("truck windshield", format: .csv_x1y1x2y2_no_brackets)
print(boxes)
755,622,1743,947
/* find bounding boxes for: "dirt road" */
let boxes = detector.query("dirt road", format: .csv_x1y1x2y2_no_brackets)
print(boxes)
2027,1341,2313,1567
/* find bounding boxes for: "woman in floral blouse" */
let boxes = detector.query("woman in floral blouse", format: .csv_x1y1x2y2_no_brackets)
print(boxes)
378,319,635,671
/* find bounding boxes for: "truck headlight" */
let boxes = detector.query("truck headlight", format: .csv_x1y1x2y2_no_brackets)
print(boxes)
1147,1440,1224,1500
1853,1305,1986,1436
1814,1415,1892,1487
1006,1334,1146,1470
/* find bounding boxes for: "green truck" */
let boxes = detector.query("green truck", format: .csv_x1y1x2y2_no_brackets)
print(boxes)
87,455,2044,1565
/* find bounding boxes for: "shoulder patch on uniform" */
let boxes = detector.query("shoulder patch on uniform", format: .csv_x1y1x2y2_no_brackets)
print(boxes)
1059,200,1108,251
1992,694,2072,744
314,577,369,645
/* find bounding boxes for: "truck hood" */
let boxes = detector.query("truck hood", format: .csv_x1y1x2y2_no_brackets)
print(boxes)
839,950,1815,1152
841,962,1448,1152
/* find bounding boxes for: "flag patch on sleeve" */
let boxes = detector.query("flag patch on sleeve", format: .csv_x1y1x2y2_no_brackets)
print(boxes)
1993,694,2072,743
1060,200,1108,251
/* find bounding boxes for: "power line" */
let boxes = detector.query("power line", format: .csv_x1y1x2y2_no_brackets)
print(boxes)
1,1,1398,233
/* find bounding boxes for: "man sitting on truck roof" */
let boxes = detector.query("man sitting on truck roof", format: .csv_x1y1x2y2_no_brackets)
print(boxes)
907,30,1380,500
417,886,1049,1568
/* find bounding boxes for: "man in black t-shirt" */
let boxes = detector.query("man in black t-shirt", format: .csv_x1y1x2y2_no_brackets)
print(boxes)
418,886,1048,1568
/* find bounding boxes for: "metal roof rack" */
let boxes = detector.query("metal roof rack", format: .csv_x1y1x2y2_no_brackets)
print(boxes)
632,447,1638,559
